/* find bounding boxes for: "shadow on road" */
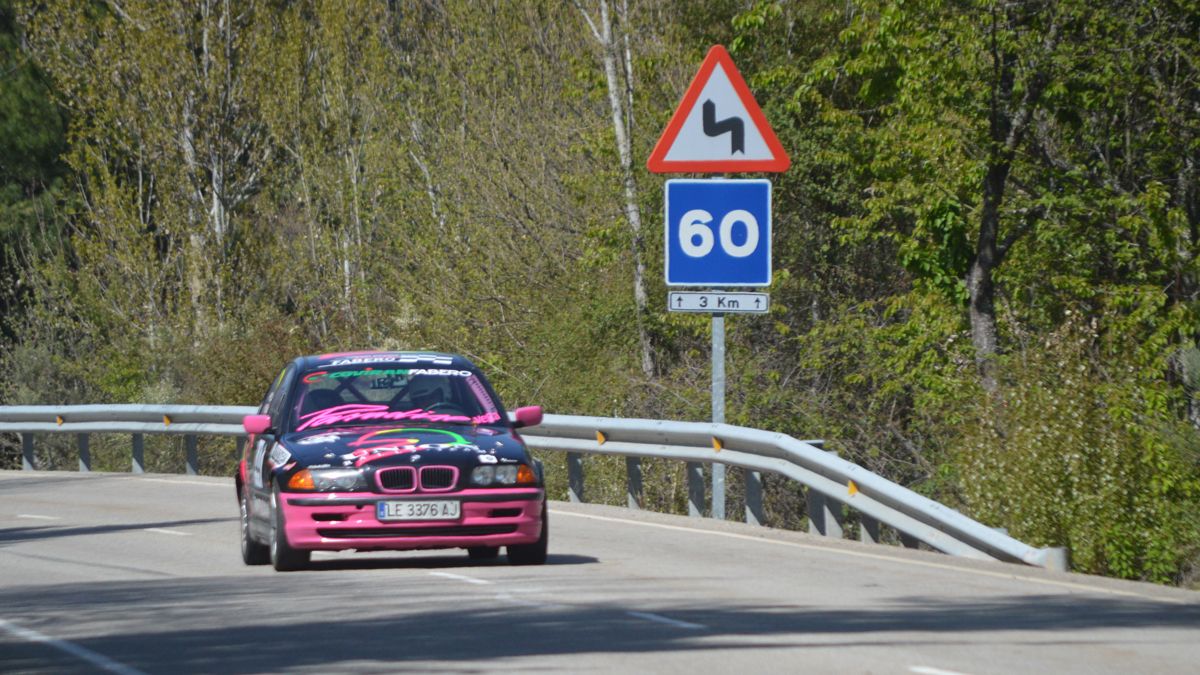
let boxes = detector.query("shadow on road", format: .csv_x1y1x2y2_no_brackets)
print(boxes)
0,518,234,544
304,552,599,571
0,575,1197,674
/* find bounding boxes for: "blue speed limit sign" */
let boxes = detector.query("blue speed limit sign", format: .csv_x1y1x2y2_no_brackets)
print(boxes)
664,179,771,287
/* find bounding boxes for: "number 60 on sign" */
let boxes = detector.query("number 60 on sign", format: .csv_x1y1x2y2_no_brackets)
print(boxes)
664,179,771,287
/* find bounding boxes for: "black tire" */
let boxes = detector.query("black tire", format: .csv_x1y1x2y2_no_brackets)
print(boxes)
270,485,310,572
467,546,500,560
240,487,269,565
506,502,548,566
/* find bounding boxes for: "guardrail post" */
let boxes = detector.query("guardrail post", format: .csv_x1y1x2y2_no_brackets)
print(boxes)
131,433,144,474
186,435,199,475
77,433,90,472
21,433,34,470
567,452,584,503
807,489,844,538
625,456,642,509
745,469,764,526
687,462,704,517
859,514,880,544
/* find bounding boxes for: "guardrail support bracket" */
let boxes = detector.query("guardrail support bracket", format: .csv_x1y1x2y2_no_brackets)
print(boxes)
21,433,34,471
132,433,144,474
745,468,764,526
77,433,90,472
859,514,880,544
186,435,199,475
567,452,584,503
626,456,642,509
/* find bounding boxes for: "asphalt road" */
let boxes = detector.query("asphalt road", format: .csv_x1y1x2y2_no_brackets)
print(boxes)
1,470,1197,674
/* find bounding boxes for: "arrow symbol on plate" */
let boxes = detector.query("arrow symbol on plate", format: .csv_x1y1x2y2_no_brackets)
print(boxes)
702,100,744,155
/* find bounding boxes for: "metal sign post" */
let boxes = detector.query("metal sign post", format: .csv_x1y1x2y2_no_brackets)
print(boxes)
651,44,789,524
711,312,725,520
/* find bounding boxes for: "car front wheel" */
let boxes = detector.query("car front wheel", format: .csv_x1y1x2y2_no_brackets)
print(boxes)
240,486,269,565
467,546,499,560
270,484,310,572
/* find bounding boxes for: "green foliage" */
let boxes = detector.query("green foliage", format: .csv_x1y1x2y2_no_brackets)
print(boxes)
0,0,1197,585
957,316,1200,583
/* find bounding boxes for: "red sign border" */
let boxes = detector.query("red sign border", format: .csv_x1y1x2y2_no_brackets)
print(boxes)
646,45,790,174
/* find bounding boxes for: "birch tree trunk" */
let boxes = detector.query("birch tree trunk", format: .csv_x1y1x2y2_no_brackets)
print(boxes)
577,0,655,378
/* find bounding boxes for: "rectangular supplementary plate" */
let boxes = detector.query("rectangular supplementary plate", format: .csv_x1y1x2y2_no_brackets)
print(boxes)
668,291,769,314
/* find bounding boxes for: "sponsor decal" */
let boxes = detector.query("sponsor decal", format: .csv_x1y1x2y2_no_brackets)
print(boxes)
479,454,498,464
345,446,411,467
269,446,292,466
466,374,497,412
296,433,343,445
304,368,472,384
320,354,454,367
296,403,501,430
347,429,424,450
338,427,481,467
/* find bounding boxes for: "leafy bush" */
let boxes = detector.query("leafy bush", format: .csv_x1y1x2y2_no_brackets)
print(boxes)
956,316,1200,583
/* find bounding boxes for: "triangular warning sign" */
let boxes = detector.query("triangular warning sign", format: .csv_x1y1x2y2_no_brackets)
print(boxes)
647,45,790,174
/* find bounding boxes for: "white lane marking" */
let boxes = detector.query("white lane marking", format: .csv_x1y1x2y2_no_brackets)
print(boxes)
139,478,227,488
910,667,973,675
495,592,558,609
142,528,190,537
429,571,491,585
626,611,705,630
0,618,149,675
16,514,60,520
550,510,1189,604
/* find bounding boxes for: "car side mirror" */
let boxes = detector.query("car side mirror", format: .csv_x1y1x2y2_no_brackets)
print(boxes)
243,414,273,435
513,406,543,428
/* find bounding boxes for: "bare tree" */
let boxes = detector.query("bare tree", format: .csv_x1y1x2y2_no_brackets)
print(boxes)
575,0,655,377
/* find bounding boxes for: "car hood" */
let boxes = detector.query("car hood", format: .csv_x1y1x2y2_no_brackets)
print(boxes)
278,423,530,471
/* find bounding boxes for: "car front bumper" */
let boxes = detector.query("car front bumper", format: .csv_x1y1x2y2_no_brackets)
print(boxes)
280,487,544,551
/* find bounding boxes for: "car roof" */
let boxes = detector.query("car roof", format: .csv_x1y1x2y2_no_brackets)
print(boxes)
295,351,478,371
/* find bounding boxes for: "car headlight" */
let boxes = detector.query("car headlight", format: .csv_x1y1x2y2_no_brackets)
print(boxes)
307,468,367,492
470,466,496,486
471,464,538,487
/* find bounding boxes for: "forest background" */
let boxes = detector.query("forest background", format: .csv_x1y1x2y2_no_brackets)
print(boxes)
0,0,1197,585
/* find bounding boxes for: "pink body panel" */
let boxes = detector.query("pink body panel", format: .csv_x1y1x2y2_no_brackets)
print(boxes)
279,487,544,551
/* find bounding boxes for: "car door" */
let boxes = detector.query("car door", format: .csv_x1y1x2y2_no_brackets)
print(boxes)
247,364,297,532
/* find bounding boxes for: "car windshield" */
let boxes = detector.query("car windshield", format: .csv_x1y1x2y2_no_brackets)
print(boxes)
287,366,503,432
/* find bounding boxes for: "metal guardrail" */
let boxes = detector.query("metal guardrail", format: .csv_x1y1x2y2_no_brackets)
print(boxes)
0,404,1068,571
0,405,253,474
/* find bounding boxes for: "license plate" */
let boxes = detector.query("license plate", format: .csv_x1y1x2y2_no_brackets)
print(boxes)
377,500,461,521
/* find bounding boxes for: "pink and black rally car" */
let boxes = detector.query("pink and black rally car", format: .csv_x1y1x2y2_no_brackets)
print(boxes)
235,351,547,571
